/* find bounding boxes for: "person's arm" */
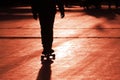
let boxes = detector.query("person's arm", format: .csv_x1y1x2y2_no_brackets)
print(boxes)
56,0,65,18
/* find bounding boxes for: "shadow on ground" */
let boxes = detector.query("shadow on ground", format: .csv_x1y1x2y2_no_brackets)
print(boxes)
0,5,120,21
84,8,120,20
36,60,54,80
0,6,32,21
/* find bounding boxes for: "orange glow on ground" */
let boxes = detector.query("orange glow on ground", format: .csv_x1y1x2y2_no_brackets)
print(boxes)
0,6,120,80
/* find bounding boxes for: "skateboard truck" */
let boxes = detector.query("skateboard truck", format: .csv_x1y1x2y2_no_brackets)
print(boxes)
41,53,55,61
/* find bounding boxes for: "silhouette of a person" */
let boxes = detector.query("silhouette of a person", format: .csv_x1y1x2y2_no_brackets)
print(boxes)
30,0,65,54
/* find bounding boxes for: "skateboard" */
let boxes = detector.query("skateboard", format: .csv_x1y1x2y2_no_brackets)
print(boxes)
41,53,55,61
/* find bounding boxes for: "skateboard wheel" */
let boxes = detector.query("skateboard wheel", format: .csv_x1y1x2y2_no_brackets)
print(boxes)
41,56,44,61
53,55,55,59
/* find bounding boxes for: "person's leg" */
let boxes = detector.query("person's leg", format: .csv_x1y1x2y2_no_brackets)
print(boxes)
39,13,55,54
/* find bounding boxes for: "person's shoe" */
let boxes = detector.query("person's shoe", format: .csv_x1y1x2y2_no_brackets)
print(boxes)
50,49,54,53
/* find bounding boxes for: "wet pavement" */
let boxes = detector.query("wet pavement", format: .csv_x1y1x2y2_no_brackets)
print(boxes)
0,6,120,80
